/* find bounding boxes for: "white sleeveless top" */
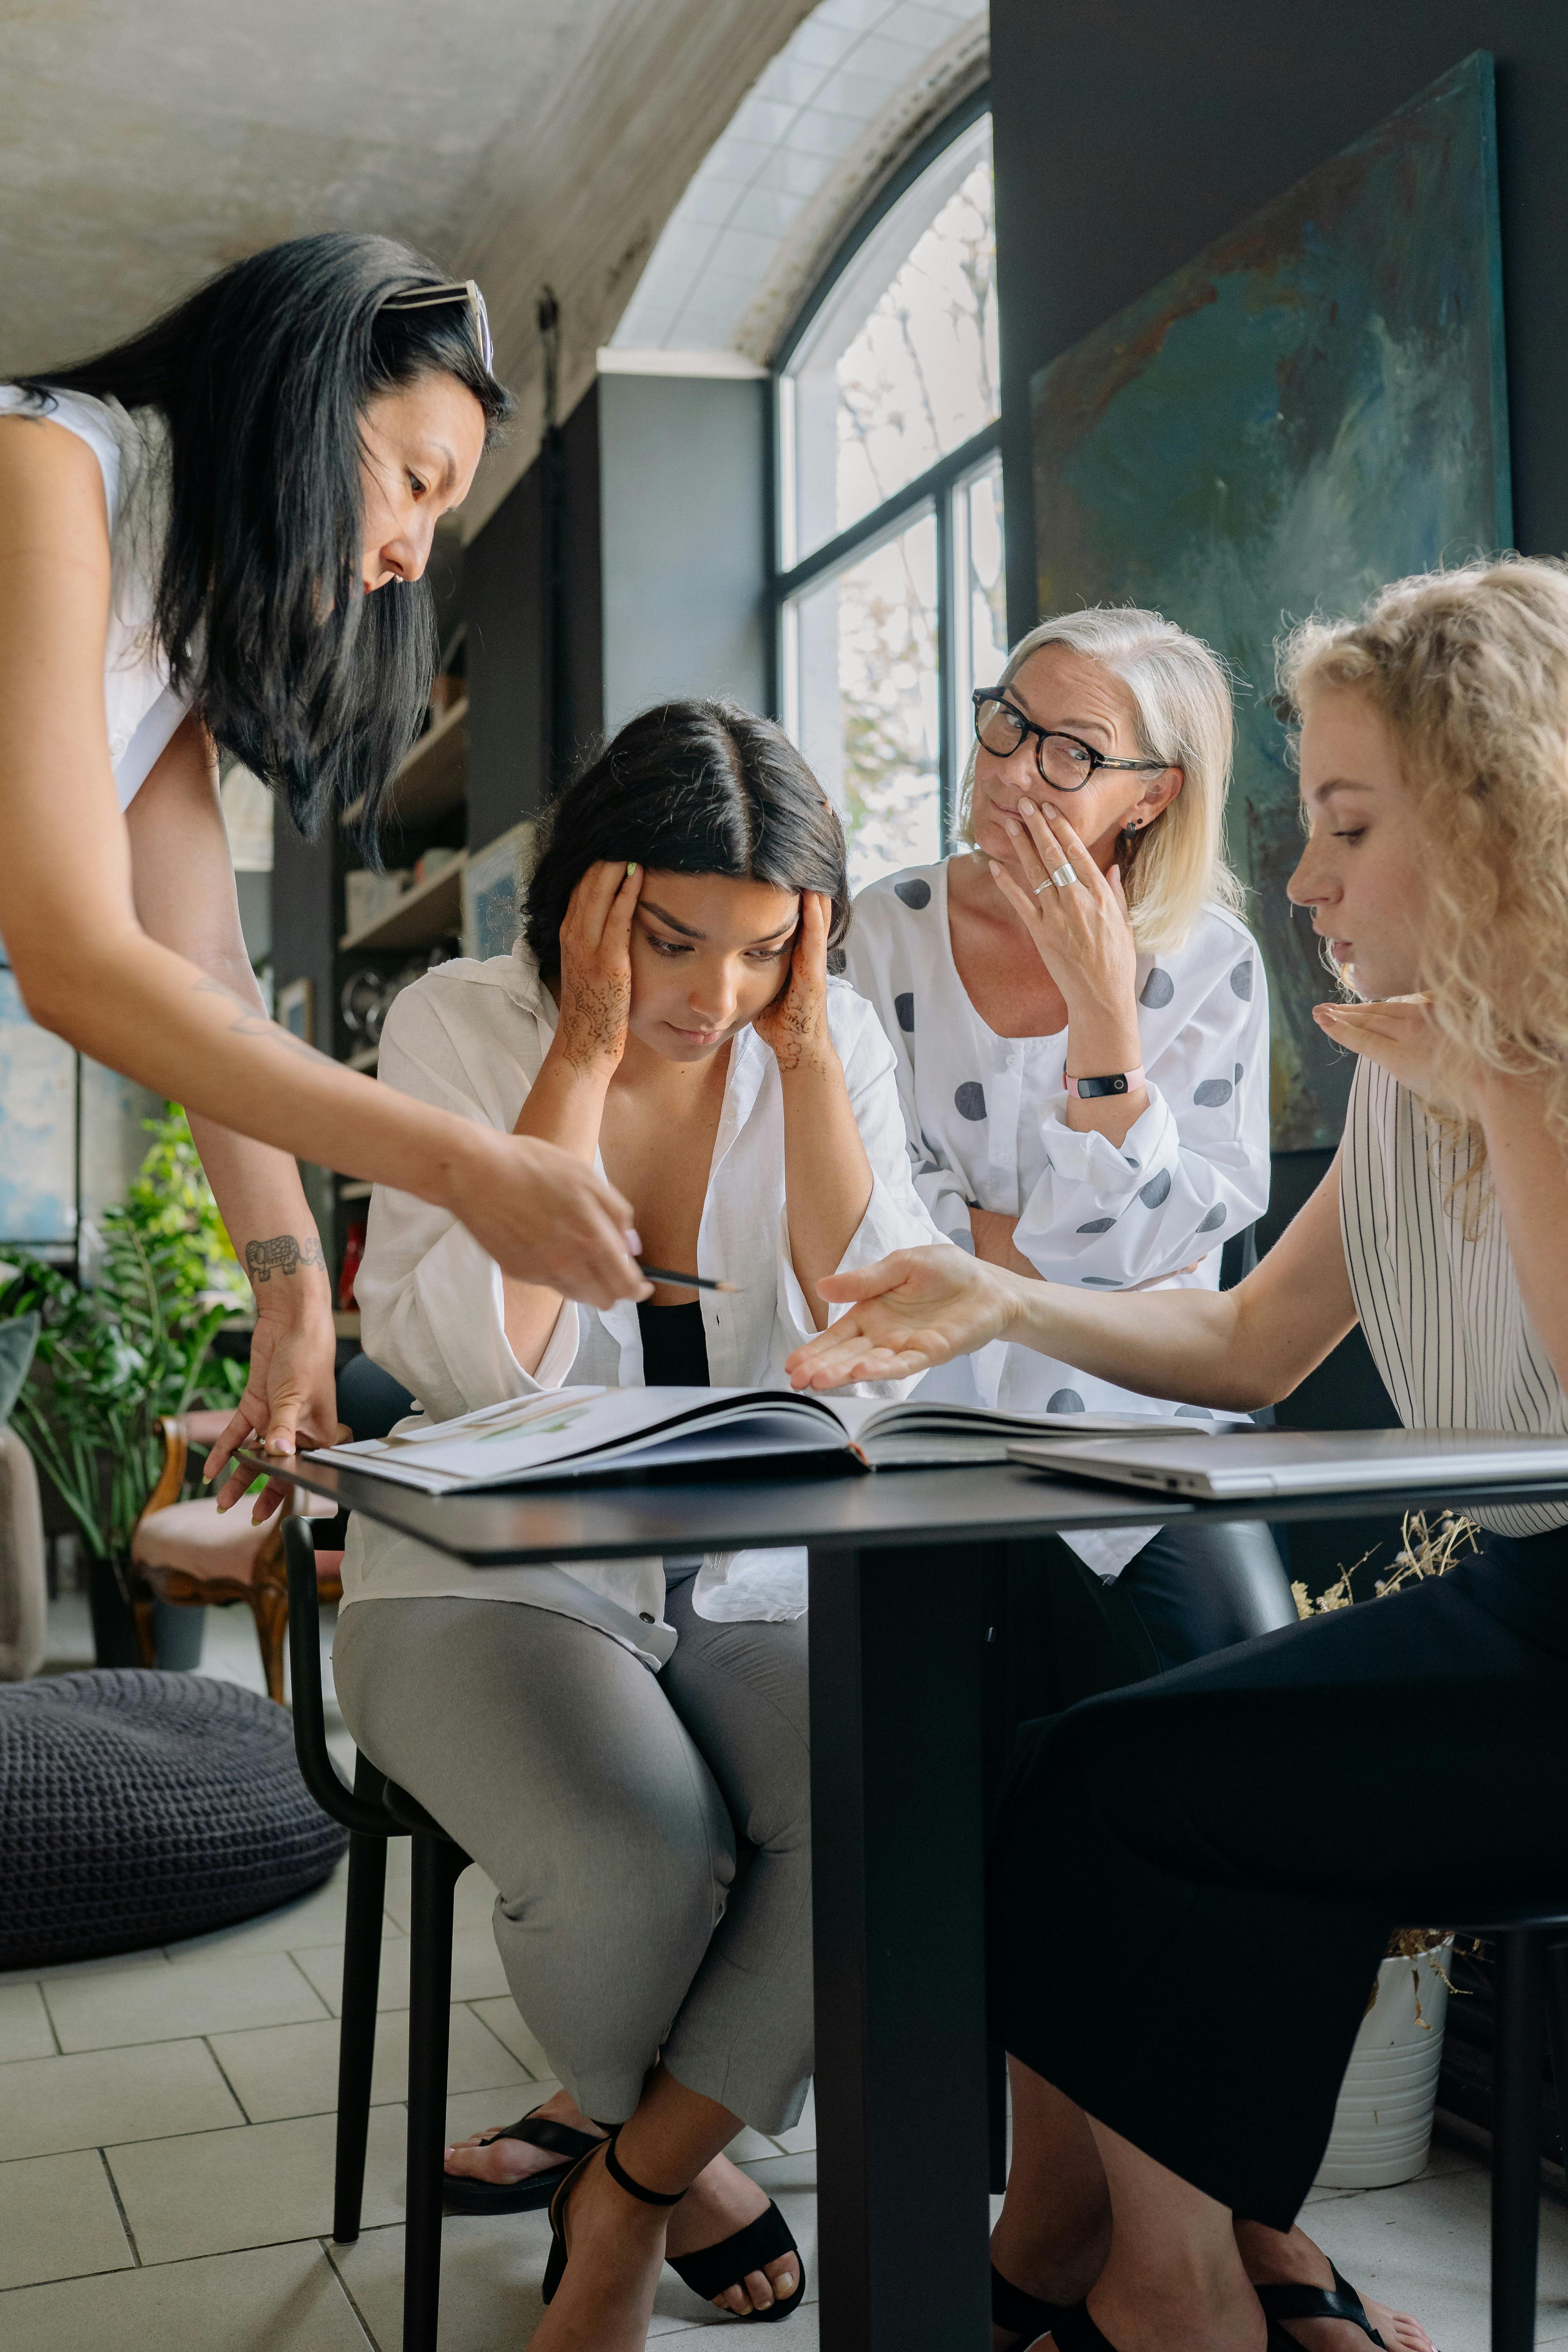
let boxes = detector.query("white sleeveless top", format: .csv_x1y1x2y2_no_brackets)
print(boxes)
1339,1056,1568,1536
0,384,190,808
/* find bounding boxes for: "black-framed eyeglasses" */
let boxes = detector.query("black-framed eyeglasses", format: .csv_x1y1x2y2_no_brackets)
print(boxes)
973,689,1169,793
381,278,494,373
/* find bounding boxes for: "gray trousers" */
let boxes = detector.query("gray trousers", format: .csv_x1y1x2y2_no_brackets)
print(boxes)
332,1572,812,2132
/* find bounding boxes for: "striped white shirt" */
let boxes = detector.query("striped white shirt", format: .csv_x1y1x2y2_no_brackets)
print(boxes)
1339,1057,1568,1536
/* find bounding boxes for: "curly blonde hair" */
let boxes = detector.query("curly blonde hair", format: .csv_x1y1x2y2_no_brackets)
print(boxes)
1279,557,1568,1172
958,606,1245,952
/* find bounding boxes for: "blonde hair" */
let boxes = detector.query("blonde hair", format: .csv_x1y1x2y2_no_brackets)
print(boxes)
1280,557,1568,1174
958,606,1244,952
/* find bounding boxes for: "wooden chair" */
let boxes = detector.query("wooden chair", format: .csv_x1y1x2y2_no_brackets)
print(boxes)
130,1412,341,1699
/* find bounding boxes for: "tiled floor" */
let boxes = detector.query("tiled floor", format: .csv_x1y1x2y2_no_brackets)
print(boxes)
6,1595,1566,2348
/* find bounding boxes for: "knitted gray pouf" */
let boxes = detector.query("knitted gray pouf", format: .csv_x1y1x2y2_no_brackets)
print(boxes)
0,1669,348,1968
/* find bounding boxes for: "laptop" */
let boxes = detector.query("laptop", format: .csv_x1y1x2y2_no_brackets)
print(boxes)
1005,1427,1568,1501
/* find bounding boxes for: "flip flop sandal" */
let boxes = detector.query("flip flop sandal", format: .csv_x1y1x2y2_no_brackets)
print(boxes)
442,2102,602,2216
1256,2263,1388,2348
1049,2300,1308,2352
993,2261,1073,2347
542,2134,807,2323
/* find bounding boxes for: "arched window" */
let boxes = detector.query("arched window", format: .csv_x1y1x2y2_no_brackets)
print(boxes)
775,95,1004,892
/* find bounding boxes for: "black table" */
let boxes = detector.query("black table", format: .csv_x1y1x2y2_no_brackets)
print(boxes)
260,1450,1568,2351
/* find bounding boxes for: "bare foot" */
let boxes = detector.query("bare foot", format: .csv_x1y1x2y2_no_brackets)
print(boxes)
443,2088,604,2187
1062,2282,1268,2352
664,2149,801,2317
1235,2220,1436,2352
530,2142,668,2352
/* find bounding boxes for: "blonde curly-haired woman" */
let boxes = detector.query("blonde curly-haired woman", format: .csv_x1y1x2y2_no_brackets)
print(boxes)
786,559,1568,2352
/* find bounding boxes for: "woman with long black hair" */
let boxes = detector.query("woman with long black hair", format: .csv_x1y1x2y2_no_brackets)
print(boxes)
0,233,643,1510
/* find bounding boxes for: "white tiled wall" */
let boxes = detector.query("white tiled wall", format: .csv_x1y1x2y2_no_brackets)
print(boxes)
612,0,984,354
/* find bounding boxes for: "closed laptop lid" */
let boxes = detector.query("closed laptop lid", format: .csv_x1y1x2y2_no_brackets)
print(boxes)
1006,1428,1568,1501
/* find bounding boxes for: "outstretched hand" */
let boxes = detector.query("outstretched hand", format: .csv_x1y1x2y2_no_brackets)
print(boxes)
205,1305,348,1521
1312,993,1454,1106
784,1245,1019,1391
753,890,833,1071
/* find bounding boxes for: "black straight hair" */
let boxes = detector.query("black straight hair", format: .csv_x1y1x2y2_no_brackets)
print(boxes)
523,700,851,976
10,230,514,846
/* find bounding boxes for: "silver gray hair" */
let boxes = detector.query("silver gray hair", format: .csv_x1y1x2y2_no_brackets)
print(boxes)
960,605,1244,949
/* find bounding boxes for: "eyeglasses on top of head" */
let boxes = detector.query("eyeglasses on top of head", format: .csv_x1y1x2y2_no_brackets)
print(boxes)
380,278,494,374
972,688,1169,793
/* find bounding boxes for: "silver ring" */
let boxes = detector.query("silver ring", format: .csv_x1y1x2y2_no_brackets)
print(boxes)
1048,861,1078,890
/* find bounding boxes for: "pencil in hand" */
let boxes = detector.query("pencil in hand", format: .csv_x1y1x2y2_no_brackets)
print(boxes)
638,1262,739,1294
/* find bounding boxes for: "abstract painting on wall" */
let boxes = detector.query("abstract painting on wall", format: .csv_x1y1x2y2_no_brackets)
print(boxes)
1031,52,1510,1149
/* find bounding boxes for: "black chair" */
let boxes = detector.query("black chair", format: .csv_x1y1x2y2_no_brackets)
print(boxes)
283,1513,468,2352
1444,1910,1568,2352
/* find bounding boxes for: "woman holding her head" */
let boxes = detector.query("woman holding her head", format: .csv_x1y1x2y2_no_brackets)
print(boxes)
788,559,1568,2352
0,234,642,1519
336,700,940,2340
848,608,1294,1696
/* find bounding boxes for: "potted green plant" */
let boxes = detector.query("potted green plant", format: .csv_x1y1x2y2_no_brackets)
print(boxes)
0,1105,249,1667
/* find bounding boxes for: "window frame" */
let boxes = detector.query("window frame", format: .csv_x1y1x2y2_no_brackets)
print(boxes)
768,83,999,858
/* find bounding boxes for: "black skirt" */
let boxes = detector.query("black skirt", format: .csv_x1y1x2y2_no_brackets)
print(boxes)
985,1526,1568,2227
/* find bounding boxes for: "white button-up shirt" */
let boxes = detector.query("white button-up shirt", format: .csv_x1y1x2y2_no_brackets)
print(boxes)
847,860,1272,1575
344,940,943,1662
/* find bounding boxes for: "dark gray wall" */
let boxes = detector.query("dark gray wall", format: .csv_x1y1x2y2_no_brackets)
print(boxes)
990,2,1568,636
598,372,769,730
270,812,336,1057
982,5,1568,1558
465,455,546,852
466,384,604,851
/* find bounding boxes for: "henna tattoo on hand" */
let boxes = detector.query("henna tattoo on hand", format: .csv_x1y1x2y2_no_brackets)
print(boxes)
557,972,631,1076
244,1234,328,1283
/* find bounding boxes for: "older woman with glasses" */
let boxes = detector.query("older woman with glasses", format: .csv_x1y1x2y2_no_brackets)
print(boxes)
846,606,1294,1695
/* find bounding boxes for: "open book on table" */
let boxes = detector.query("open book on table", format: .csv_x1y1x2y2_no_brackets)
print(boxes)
307,1385,1250,1497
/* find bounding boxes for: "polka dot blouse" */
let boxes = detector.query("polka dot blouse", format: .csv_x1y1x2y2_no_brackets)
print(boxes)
847,860,1272,1572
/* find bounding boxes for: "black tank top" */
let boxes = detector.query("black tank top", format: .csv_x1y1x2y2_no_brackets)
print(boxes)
636,1299,710,1388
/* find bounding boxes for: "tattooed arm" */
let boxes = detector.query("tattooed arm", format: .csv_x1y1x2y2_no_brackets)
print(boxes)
0,421,643,1350
120,727,341,1513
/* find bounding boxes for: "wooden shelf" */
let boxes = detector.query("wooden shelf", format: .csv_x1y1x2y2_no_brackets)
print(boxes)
341,697,468,831
339,854,465,953
346,1044,379,1072
339,1180,373,1202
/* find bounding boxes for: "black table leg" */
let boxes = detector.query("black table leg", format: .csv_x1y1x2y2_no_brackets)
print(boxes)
809,1539,992,2352
1492,1928,1544,2352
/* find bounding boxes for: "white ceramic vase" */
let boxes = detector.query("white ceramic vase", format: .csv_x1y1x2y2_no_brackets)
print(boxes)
1314,1938,1455,2190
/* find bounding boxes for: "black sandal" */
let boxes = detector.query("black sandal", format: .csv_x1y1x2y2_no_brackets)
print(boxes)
1255,2263,1388,2348
543,2134,807,2323
993,2261,1073,2347
1047,2301,1310,2352
667,2193,807,2324
442,2102,602,2216
543,2134,681,2305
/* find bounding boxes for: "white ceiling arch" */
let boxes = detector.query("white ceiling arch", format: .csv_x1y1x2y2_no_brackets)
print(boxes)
0,0,828,535
607,0,988,374
0,0,984,534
